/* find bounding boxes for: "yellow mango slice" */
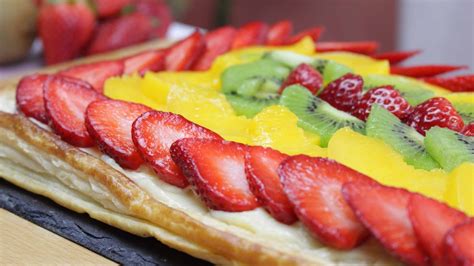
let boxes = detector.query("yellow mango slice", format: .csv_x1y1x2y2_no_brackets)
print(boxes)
445,162,474,216
315,52,389,76
445,92,474,104
251,106,327,157
327,128,448,200
103,75,164,110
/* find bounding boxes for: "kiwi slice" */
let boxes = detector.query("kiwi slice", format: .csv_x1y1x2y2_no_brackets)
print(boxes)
280,85,365,147
220,59,290,117
264,51,353,85
366,105,440,170
364,74,434,105
452,102,474,124
424,127,474,171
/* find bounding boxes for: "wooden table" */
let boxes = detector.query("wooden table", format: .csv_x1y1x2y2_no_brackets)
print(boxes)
0,208,116,265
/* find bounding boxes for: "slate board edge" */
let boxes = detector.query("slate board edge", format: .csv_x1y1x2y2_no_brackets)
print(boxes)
0,178,210,266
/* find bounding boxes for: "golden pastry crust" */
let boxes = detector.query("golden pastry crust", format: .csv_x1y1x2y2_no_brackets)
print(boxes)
0,42,397,265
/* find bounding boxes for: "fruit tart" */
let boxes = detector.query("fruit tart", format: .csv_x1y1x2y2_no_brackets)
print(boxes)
1,21,473,265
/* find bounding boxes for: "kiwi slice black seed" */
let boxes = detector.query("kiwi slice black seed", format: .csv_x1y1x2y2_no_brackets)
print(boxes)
452,102,474,124
280,85,365,147
364,74,434,105
424,127,474,171
366,105,440,170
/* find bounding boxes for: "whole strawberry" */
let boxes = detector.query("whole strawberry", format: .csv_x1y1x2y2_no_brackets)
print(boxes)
279,63,323,95
352,86,412,121
405,97,464,135
38,2,95,65
131,0,172,38
318,73,364,112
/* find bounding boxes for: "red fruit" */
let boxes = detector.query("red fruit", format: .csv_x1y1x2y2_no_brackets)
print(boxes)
342,183,429,266
444,219,474,266
59,61,124,93
422,75,474,92
165,31,205,71
462,123,474,136
279,63,323,95
132,111,221,188
405,97,464,135
94,0,131,18
231,21,269,49
318,73,364,112
372,50,421,65
408,194,468,265
16,74,49,123
192,26,237,71
170,138,258,211
266,20,293,46
352,86,412,121
245,146,296,224
131,0,172,38
286,26,324,44
123,50,165,75
279,156,376,249
85,100,151,169
44,75,106,147
390,65,467,78
87,13,153,55
38,3,95,65
316,41,379,55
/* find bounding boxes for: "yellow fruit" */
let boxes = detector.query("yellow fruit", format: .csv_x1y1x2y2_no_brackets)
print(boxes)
445,162,474,216
315,52,390,76
444,92,474,104
327,128,448,200
103,75,164,110
251,106,327,157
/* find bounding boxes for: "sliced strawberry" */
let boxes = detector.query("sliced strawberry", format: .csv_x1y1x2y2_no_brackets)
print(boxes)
405,97,464,135
316,41,378,55
266,20,293,46
44,75,106,147
16,74,49,123
245,146,296,224
279,156,376,249
352,85,412,121
286,26,324,44
372,50,420,65
408,194,468,265
85,100,151,169
462,123,474,136
132,111,221,188
231,21,269,49
191,26,237,71
279,63,323,95
87,13,153,55
123,50,165,75
170,138,258,211
390,65,467,78
165,31,205,71
342,183,429,266
59,61,124,93
422,75,474,92
318,73,364,112
443,219,474,266
94,0,131,18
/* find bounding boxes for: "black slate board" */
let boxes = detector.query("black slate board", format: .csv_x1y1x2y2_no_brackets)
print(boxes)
0,178,211,266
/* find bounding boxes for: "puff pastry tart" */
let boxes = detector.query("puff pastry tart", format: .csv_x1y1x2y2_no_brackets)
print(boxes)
1,22,473,266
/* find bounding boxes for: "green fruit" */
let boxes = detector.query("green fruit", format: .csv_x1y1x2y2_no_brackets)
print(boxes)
264,51,353,85
424,127,474,172
452,102,474,124
280,85,365,147
220,59,290,117
364,74,435,105
366,105,440,170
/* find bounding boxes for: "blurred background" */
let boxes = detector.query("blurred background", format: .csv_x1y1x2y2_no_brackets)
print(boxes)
0,0,472,77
